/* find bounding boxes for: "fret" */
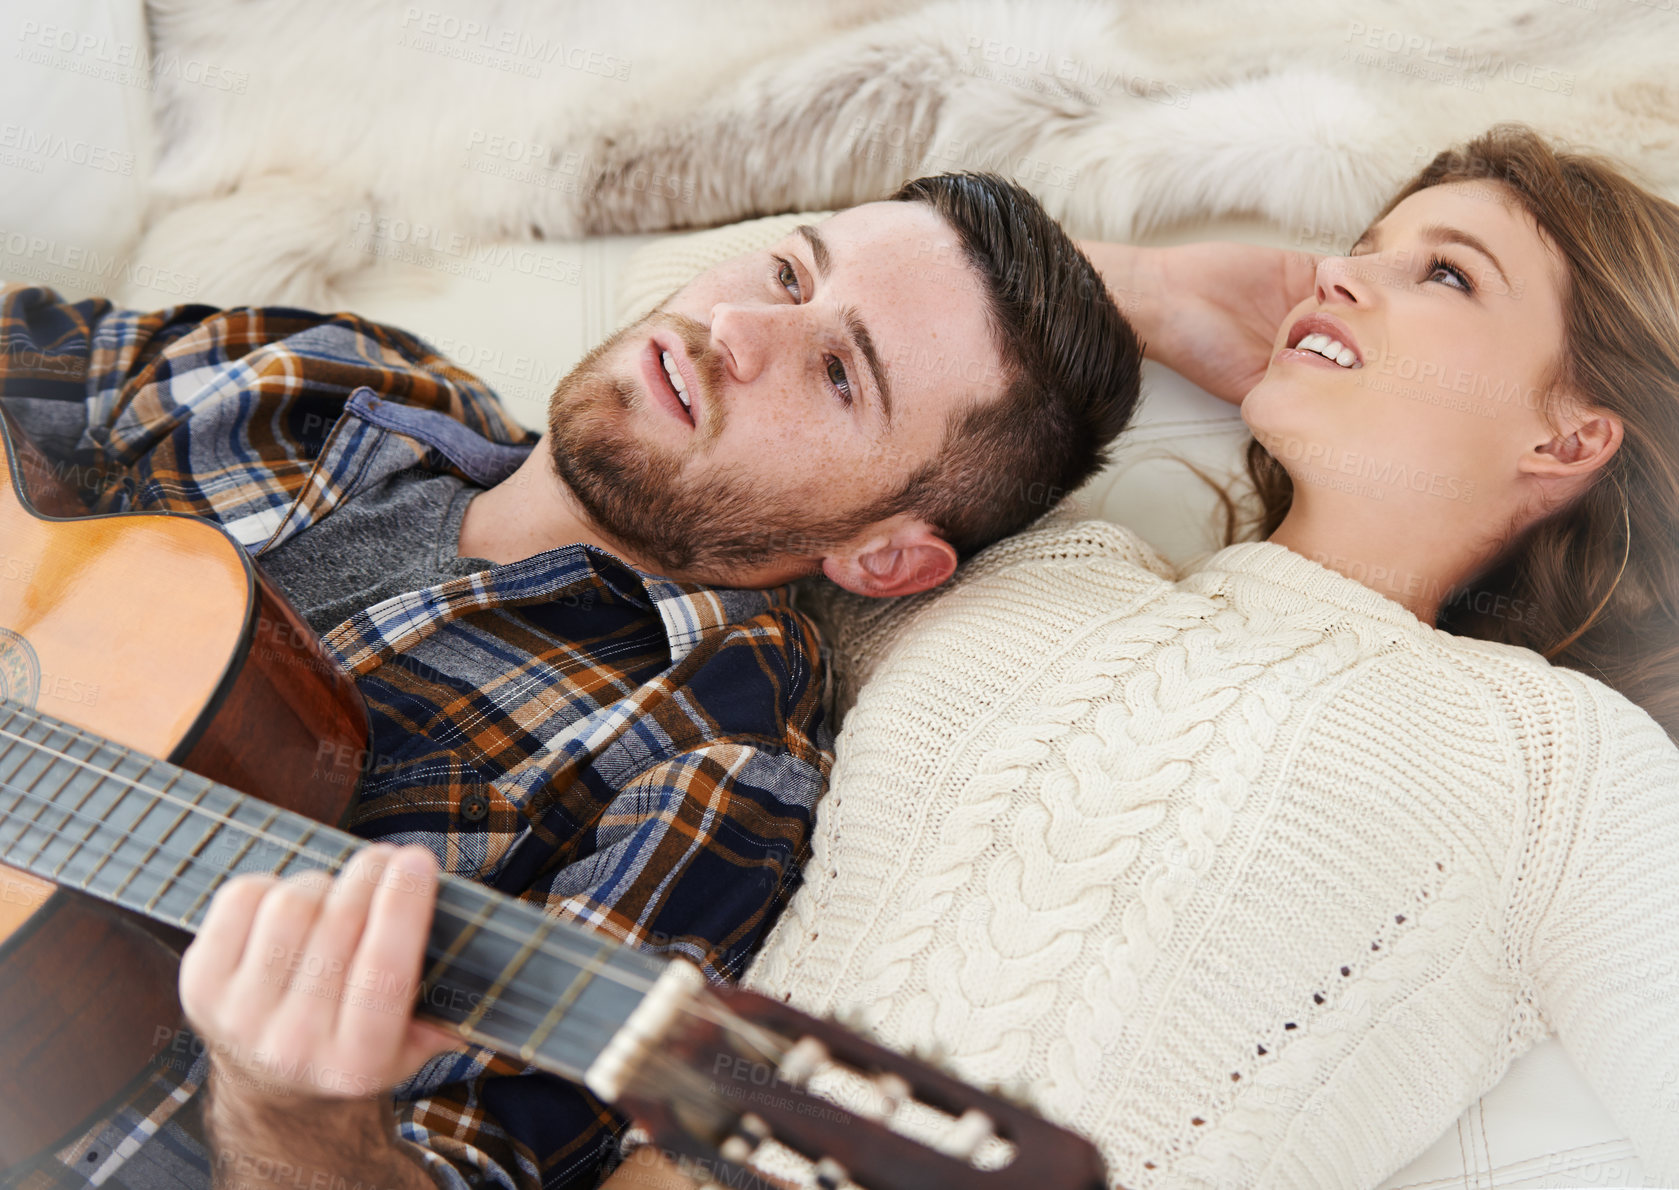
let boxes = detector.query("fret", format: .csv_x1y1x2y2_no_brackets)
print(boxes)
519,937,621,1063
327,838,359,873
418,879,662,1076
46,768,143,890
162,779,257,925
2,731,78,869
461,917,550,1035
105,768,178,906
261,805,325,880
0,720,93,872
0,703,34,787
284,822,326,878
0,707,46,822
420,888,497,1000
38,743,105,879
536,941,665,1074
74,741,157,899
178,800,278,927
142,775,213,916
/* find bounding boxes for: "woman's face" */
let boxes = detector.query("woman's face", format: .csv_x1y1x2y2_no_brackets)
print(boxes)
1243,180,1573,523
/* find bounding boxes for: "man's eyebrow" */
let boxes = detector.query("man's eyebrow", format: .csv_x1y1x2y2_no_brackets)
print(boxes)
792,222,894,426
794,223,831,278
841,305,892,426
1349,222,1511,291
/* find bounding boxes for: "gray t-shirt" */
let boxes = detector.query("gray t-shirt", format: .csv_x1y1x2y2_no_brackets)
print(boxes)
257,467,493,636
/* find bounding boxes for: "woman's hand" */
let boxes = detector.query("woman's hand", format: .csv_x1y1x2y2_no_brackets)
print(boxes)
1080,240,1322,405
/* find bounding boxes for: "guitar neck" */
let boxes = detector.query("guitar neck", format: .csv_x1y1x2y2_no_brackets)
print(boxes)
0,698,661,1080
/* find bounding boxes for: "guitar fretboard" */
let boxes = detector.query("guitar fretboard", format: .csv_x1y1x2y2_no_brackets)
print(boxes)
0,700,661,1078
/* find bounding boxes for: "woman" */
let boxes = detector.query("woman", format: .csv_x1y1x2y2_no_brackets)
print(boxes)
612,125,1679,1189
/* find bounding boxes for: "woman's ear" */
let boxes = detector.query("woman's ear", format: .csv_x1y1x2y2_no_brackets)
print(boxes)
820,517,957,598
1522,406,1623,480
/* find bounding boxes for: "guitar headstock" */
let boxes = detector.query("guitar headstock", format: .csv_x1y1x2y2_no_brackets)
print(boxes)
585,962,1109,1190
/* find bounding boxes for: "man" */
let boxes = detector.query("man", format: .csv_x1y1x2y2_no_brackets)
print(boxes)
0,172,1143,1190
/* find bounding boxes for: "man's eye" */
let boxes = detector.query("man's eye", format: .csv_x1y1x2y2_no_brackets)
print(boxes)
825,355,853,407
774,256,801,299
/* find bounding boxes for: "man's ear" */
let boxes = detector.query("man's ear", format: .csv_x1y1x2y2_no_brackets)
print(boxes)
1520,406,1623,483
820,517,958,598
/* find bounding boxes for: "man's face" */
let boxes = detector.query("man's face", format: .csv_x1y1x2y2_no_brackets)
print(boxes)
543,200,1004,587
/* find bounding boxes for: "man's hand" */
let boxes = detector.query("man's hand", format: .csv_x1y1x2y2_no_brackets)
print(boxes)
1081,240,1323,405
180,843,461,1189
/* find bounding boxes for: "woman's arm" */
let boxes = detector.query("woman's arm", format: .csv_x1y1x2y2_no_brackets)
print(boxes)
1528,686,1679,1181
1077,240,1321,405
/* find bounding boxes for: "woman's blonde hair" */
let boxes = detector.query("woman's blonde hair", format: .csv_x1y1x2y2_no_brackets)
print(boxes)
1242,123,1679,739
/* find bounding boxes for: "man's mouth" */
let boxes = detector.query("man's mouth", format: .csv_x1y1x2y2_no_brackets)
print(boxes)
660,349,692,412
640,337,699,428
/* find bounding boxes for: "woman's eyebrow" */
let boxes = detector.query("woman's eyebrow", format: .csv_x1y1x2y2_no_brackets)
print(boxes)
1348,223,1512,290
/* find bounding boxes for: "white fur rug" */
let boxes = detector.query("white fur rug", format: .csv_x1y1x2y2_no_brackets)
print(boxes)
134,0,1679,308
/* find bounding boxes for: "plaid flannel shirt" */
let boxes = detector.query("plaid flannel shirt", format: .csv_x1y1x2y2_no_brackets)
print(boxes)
0,284,832,1190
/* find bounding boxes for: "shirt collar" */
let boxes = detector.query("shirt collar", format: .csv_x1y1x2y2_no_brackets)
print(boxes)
584,547,794,663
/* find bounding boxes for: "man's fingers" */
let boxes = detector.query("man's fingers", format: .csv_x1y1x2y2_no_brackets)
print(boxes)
394,1019,466,1078
261,845,399,1051
223,868,334,1027
297,845,398,1000
180,873,278,1027
334,845,440,1070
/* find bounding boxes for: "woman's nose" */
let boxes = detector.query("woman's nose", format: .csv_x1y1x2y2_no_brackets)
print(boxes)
1314,253,1369,306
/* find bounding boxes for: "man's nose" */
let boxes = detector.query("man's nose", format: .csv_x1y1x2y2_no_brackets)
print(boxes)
707,301,792,386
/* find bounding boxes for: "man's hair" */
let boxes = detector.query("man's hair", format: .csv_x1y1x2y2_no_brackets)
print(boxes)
884,172,1143,558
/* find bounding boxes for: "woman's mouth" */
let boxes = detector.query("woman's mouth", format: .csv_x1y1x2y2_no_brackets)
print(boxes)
1282,314,1365,369
1292,333,1361,368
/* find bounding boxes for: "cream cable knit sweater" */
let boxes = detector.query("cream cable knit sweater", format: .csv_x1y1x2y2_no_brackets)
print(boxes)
748,516,1679,1189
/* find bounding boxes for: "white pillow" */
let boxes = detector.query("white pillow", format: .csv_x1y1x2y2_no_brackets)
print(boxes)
1,0,156,300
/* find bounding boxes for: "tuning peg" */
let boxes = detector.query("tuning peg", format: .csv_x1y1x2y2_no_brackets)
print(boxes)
717,1113,771,1164
932,1107,997,1162
872,1072,910,1116
813,1156,849,1190
776,1036,829,1088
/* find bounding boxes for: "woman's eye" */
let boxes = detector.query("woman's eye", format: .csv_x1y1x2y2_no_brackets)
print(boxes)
1426,256,1473,293
826,355,853,407
775,257,801,299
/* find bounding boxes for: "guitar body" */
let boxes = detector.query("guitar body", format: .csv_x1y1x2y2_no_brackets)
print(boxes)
0,413,369,1169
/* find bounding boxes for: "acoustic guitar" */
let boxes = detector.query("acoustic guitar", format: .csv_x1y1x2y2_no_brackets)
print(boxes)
0,409,1109,1190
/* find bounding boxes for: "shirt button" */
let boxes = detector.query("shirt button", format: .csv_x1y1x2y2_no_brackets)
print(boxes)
461,791,489,821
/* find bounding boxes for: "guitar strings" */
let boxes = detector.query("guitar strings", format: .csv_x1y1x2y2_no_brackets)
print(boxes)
0,703,793,1063
0,773,683,1051
0,713,790,1067
0,712,661,988
0,705,674,994
0,766,798,1089
0,762,962,1180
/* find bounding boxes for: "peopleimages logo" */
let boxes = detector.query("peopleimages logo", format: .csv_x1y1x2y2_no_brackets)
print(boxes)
15,19,249,92
397,7,631,81
0,123,133,174
0,231,201,298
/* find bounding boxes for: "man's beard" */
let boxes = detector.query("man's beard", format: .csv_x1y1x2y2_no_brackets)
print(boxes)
544,311,898,582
